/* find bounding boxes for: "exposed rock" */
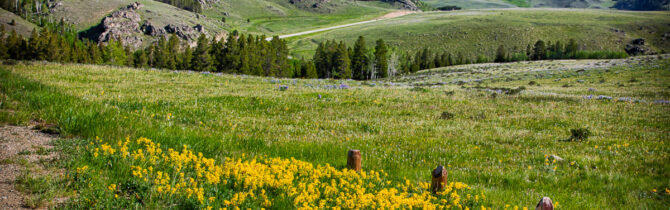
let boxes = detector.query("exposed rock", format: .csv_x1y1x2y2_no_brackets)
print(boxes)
625,38,656,56
141,21,166,37
96,2,144,48
194,24,205,33
391,0,420,11
164,24,201,41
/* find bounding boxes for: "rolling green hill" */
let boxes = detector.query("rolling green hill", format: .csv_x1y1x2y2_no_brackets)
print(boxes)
203,0,398,35
420,0,617,9
421,0,517,9
286,9,670,59
46,0,398,37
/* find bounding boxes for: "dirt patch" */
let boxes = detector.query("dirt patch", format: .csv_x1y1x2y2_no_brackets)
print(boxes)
0,125,60,209
378,10,417,19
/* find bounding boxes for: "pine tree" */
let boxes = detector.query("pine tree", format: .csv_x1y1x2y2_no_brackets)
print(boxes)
154,36,167,69
351,36,367,80
374,39,388,78
133,49,148,68
304,61,318,79
0,25,8,59
565,39,578,58
495,45,507,63
166,35,180,70
180,46,192,70
535,40,547,60
88,41,103,64
192,34,213,71
6,30,21,59
334,41,351,79
28,28,39,59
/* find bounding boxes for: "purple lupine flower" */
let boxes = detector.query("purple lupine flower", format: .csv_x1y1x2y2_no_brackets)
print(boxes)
584,95,593,99
279,85,289,91
318,94,322,99
339,84,350,89
654,100,670,104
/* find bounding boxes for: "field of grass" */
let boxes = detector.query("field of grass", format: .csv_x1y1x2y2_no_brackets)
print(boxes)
204,0,397,35
420,0,615,9
286,9,670,59
0,8,38,37
0,55,669,208
421,0,516,9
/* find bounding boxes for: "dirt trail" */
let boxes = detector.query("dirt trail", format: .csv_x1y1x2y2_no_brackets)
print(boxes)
266,10,417,41
0,125,60,209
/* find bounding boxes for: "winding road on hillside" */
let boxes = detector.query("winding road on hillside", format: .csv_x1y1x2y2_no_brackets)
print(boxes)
266,10,416,41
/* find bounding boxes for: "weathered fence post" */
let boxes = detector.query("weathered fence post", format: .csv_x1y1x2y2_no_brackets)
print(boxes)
431,165,448,194
535,197,554,210
347,149,361,172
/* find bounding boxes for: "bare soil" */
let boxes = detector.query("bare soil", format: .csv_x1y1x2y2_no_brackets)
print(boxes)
0,125,60,209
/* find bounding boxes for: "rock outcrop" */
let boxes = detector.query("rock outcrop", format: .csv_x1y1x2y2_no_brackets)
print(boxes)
141,21,166,37
392,0,419,10
625,38,656,56
164,24,202,41
87,2,209,48
96,2,144,48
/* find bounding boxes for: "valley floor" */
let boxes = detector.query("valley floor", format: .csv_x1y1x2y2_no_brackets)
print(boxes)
0,56,668,208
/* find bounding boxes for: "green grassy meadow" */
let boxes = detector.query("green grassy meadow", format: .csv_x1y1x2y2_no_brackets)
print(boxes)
1,55,669,208
205,0,397,35
286,9,670,59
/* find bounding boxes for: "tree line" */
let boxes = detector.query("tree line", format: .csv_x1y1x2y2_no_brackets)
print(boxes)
0,25,298,77
312,36,393,80
399,39,629,74
0,23,630,80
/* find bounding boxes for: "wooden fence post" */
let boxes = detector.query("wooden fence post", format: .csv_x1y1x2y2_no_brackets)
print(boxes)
431,165,448,194
347,149,361,172
535,197,554,210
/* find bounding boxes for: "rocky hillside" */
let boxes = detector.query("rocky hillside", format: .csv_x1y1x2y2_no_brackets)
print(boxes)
79,2,216,48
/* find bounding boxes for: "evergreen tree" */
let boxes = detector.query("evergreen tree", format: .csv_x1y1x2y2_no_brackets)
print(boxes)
6,30,22,59
133,49,148,68
0,26,8,59
495,45,507,63
304,61,318,79
351,36,367,80
191,34,213,71
165,35,180,69
374,39,388,78
532,40,547,60
27,28,40,59
334,41,351,79
565,39,579,58
180,46,192,70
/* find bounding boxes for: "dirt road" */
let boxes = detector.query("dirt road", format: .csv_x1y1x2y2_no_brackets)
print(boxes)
266,10,416,41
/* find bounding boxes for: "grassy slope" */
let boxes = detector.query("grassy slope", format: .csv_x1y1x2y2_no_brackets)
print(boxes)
203,0,397,35
49,0,397,38
51,0,227,34
0,56,668,208
421,0,616,9
0,8,38,37
421,0,517,9
286,9,670,59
